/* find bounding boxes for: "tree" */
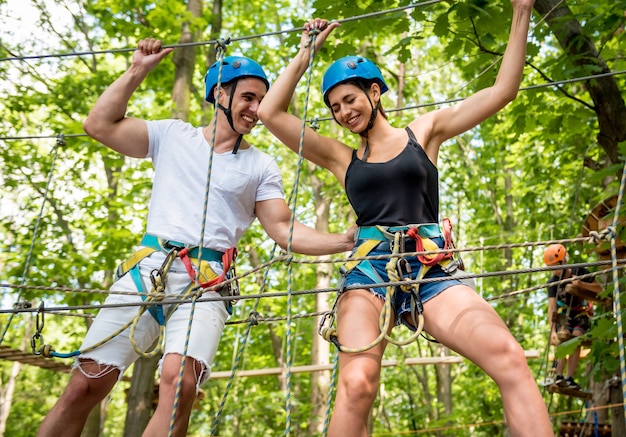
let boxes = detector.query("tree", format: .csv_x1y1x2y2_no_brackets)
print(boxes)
1,0,626,435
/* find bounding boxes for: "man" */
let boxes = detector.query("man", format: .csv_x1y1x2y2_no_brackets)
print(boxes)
544,243,601,390
37,38,354,437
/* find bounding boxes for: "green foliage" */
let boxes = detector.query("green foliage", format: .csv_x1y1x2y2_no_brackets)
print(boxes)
1,0,626,435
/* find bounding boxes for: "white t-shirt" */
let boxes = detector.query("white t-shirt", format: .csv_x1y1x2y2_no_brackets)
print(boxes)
143,119,284,253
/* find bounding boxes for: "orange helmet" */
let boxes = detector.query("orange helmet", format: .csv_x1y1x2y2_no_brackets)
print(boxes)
544,244,568,265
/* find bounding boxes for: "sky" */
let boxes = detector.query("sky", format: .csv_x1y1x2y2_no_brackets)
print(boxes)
2,0,73,53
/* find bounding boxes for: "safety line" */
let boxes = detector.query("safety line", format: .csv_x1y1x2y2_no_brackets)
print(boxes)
608,159,626,426
2,260,623,314
321,350,338,437
210,243,281,435
180,42,229,435
2,68,624,143
1,226,613,301
280,27,321,437
0,0,445,63
0,134,64,345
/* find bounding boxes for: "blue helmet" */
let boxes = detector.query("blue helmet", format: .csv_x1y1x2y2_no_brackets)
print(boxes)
322,56,388,106
204,55,269,103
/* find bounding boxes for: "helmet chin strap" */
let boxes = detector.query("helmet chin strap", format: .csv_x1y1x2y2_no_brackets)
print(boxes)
216,80,244,154
357,84,380,162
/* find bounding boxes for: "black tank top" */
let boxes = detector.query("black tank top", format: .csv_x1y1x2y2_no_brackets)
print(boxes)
345,127,439,226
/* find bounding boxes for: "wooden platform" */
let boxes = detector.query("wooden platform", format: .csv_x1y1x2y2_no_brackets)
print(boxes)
558,420,611,437
547,383,593,400
0,345,70,372
582,195,626,259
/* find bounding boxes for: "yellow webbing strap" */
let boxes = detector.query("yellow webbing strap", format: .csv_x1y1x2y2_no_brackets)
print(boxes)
116,247,158,279
116,248,220,284
197,261,219,284
342,239,381,273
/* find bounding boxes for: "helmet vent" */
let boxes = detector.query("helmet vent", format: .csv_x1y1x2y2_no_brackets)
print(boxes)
232,61,241,69
347,61,357,69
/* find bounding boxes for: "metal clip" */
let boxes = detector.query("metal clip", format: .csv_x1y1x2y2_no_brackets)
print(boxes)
13,301,32,310
150,269,165,294
318,311,334,337
396,258,412,279
31,302,45,355
150,248,179,294
219,266,240,305
440,258,459,275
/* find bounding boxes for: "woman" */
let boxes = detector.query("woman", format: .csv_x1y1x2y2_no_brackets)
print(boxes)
258,1,552,435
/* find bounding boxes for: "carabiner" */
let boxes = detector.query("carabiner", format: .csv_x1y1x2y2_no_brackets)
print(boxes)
396,258,412,280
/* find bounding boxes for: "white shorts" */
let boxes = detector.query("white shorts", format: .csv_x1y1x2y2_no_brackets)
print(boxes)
78,266,229,380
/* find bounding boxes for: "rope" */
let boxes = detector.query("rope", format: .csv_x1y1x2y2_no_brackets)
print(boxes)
174,41,230,436
168,293,200,437
3,259,622,318
321,350,339,437
0,0,446,63
381,233,427,347
197,38,229,275
4,69,626,144
41,278,196,361
320,232,432,353
0,134,63,345
209,32,296,427
608,159,626,426
209,252,276,435
281,27,323,436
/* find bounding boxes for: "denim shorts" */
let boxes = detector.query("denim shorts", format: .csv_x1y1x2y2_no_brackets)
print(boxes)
79,266,229,381
342,237,462,328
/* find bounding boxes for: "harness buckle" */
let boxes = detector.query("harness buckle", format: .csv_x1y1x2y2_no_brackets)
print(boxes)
440,258,459,275
218,263,240,305
162,240,185,251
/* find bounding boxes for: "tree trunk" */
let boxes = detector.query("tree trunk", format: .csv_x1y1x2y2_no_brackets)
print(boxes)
201,0,223,126
0,361,21,436
533,0,626,166
435,345,452,425
81,402,106,437
610,375,626,437
122,354,160,437
172,0,203,122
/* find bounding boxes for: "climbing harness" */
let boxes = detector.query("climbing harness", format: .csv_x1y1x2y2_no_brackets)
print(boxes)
319,219,463,353
116,234,239,308
552,272,592,343
31,234,240,360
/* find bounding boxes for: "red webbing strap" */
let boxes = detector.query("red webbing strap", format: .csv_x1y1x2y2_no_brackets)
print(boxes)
199,247,238,289
406,221,454,266
177,248,197,281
